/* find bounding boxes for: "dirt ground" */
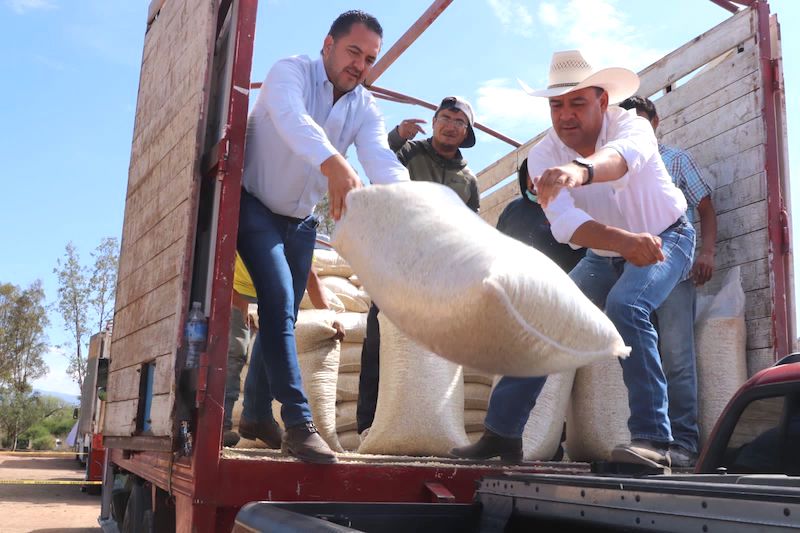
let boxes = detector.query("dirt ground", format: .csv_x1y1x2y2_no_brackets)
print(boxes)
0,453,102,533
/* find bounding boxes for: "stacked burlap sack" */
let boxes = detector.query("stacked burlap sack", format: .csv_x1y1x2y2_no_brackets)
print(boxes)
310,249,371,452
463,368,494,443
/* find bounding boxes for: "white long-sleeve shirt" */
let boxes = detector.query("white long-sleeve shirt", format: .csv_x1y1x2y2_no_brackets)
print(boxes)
242,55,409,218
527,106,687,257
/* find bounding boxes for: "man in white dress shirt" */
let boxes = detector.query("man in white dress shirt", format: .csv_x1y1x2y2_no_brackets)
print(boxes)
452,50,693,469
237,10,409,463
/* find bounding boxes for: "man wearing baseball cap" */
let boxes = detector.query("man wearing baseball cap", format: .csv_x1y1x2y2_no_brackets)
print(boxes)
356,96,480,438
452,51,692,470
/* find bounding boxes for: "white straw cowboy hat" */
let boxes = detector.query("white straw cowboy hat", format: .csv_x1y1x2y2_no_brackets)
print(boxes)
519,50,640,104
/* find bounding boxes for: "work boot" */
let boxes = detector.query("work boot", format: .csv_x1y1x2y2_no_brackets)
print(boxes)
669,445,698,468
611,439,671,469
222,429,240,448
450,428,522,462
282,421,338,464
239,416,283,449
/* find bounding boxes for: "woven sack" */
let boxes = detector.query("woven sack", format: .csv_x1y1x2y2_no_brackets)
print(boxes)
332,181,629,377
320,276,371,313
566,358,629,461
358,314,469,456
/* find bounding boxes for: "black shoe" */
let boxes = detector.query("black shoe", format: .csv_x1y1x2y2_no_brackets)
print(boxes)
669,445,698,468
239,416,283,449
283,421,337,464
450,429,522,462
222,430,240,448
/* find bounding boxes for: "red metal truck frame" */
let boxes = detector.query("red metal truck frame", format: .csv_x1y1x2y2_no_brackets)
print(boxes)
107,1,793,531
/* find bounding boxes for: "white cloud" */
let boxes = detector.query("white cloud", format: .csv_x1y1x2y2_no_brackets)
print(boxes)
7,0,56,14
537,0,664,72
31,346,81,397
487,0,535,38
475,78,551,142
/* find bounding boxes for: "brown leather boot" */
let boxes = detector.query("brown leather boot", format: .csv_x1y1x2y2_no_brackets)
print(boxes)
283,421,337,464
450,428,523,462
239,416,283,449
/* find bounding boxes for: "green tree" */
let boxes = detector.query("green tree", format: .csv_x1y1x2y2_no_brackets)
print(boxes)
313,194,336,238
0,391,66,450
54,242,91,393
0,282,48,392
89,237,119,333
53,238,119,392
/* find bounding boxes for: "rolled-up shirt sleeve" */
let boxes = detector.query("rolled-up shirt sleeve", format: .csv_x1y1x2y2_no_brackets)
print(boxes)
602,112,658,190
263,58,339,168
354,99,410,184
527,136,593,245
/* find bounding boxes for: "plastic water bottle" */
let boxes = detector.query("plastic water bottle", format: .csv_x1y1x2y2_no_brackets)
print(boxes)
184,301,207,368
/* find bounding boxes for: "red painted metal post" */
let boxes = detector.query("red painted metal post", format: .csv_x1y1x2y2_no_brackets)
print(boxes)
190,1,258,530
754,1,792,360
365,0,454,86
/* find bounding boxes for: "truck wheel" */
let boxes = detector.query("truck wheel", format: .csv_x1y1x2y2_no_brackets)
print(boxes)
121,480,152,533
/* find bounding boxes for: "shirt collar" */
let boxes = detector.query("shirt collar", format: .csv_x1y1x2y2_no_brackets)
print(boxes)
314,55,360,102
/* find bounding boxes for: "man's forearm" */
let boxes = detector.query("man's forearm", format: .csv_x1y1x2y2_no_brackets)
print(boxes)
697,196,717,254
577,147,629,185
569,220,631,253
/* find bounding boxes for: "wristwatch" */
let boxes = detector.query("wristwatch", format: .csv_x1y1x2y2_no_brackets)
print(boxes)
572,157,594,185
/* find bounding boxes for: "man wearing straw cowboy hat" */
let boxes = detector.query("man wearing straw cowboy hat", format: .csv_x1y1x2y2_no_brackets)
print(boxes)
452,50,693,469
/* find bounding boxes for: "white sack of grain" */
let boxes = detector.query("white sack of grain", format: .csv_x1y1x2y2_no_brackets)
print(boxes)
464,367,495,386
337,312,368,344
516,371,574,461
332,182,630,377
338,430,361,451
314,248,354,278
358,314,469,456
566,358,629,461
695,266,747,447
299,286,345,312
320,276,371,313
339,343,362,373
336,400,358,432
464,409,487,433
337,371,360,402
464,382,492,410
294,309,343,452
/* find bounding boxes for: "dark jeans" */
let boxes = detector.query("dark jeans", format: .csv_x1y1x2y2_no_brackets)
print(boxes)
356,303,381,433
237,190,317,428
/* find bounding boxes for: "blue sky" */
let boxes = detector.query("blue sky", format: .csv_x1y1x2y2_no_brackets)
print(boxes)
1,0,798,395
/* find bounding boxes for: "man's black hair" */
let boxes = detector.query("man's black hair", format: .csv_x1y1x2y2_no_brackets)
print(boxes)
329,10,383,40
619,95,658,121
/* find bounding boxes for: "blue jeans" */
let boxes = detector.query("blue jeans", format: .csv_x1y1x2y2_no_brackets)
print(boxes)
237,190,317,428
655,278,699,453
486,219,694,442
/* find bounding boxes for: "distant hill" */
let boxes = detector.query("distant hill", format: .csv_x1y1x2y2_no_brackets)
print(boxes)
35,389,80,406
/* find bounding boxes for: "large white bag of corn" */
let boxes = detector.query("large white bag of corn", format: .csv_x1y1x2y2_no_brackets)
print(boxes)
332,182,629,377
517,371,574,461
566,358,629,461
358,314,469,456
695,267,747,447
299,286,345,312
294,309,343,452
320,276,371,313
314,248,354,278
339,343,362,373
337,312,368,344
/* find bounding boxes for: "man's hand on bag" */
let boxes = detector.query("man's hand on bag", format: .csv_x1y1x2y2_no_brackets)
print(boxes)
321,154,362,221
619,232,664,266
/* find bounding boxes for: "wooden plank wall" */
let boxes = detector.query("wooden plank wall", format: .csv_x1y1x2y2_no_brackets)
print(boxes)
478,8,775,375
105,0,215,438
